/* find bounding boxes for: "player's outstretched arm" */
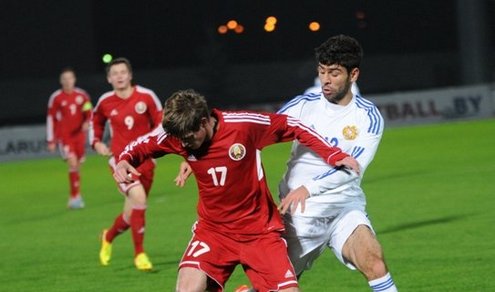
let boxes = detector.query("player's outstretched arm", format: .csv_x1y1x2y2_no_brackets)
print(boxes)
113,160,141,184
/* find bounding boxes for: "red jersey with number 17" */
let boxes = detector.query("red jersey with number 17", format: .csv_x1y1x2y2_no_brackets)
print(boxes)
119,109,349,236
90,85,163,160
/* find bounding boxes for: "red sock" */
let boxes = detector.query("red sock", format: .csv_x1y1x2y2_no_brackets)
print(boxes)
106,214,130,242
130,208,146,256
69,170,80,198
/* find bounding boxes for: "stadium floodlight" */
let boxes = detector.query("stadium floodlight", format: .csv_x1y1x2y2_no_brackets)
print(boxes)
102,53,113,64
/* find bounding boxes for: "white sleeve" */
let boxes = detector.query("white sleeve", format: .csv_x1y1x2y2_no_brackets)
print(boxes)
277,95,305,118
302,118,383,197
303,167,360,196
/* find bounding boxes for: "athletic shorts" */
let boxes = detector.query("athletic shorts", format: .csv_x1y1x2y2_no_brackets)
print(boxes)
58,136,86,161
108,157,155,195
283,209,374,274
179,223,299,292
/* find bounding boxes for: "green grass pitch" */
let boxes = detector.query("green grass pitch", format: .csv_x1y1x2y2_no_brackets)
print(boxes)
1,118,494,291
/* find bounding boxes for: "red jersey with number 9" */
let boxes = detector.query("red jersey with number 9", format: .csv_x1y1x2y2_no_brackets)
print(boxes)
90,85,163,160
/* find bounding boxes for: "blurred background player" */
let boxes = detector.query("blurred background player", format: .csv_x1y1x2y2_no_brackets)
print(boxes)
90,57,163,271
277,35,397,291
46,67,92,209
114,89,359,291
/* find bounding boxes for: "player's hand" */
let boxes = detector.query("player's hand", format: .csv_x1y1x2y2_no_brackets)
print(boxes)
335,156,360,175
174,161,192,187
47,142,56,153
278,185,310,215
113,160,141,184
94,141,112,156
81,122,89,132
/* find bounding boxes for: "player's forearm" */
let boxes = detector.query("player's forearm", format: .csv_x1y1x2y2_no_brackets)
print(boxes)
119,138,158,167
286,117,349,166
46,115,55,142
89,119,105,147
303,169,359,196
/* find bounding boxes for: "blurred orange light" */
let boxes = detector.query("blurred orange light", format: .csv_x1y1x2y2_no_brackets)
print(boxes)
266,16,277,25
355,10,366,20
309,21,320,31
218,25,228,34
264,23,275,32
234,24,244,34
227,20,238,30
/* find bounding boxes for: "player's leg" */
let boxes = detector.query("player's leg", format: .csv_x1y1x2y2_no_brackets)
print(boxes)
283,214,330,277
125,184,152,270
99,211,130,266
99,161,135,266
64,141,84,209
176,267,209,292
331,210,397,291
241,231,299,291
177,225,237,291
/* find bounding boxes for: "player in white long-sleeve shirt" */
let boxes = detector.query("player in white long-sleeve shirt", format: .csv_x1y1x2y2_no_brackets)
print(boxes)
278,35,397,292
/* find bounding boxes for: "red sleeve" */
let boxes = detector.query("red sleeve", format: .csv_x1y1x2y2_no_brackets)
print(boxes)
146,93,163,129
82,94,93,123
119,126,177,167
89,102,107,147
46,95,59,143
257,113,349,166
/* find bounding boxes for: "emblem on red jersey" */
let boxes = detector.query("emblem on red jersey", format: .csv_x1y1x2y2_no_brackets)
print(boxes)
342,125,359,140
135,101,147,114
229,143,246,161
75,95,84,104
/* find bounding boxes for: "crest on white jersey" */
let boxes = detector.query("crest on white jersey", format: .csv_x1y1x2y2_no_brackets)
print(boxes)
229,143,246,161
135,101,147,114
75,95,84,104
342,125,359,140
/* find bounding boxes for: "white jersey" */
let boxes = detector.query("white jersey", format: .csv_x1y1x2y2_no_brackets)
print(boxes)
277,91,383,217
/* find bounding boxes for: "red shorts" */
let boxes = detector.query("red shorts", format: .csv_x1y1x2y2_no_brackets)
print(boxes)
109,157,155,195
179,223,298,292
58,136,86,161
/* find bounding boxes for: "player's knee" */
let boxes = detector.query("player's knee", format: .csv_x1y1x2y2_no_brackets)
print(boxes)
176,268,207,292
362,252,387,280
67,157,79,169
175,282,201,292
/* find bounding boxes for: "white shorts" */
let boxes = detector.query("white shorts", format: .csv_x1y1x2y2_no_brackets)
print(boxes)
283,209,374,274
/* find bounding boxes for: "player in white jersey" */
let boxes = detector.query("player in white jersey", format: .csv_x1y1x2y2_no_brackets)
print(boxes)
277,35,398,292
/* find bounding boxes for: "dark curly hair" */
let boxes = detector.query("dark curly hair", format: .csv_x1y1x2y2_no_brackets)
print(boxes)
315,35,363,73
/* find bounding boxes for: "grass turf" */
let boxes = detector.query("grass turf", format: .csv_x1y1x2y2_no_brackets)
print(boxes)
1,118,494,291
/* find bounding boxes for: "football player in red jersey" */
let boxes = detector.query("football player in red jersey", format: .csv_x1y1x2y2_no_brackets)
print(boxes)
90,58,163,271
113,89,359,291
46,67,92,209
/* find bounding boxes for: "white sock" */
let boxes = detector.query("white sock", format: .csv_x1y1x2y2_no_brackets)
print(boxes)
368,272,397,292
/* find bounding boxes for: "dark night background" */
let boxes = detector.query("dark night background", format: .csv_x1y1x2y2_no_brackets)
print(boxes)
1,0,494,125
